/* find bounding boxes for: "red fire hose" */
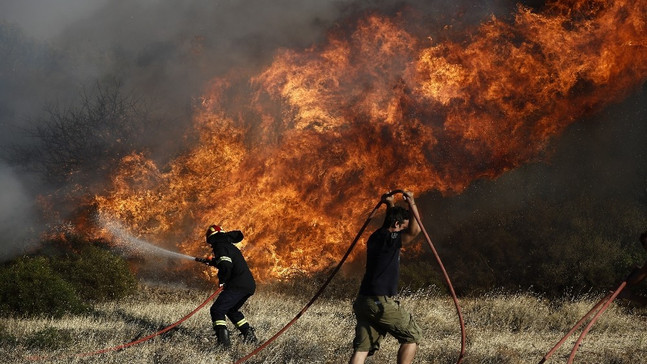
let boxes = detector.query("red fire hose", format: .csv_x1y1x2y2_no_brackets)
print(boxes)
28,285,223,361
566,281,626,363
396,189,466,363
235,190,466,364
538,279,628,363
537,292,612,364
233,198,385,364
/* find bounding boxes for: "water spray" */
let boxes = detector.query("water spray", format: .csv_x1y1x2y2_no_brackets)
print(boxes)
98,215,196,261
26,217,223,361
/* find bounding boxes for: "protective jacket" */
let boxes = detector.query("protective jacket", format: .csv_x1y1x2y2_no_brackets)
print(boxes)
208,231,256,294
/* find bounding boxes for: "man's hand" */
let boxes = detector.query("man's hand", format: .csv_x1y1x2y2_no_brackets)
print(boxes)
402,190,415,204
381,192,395,207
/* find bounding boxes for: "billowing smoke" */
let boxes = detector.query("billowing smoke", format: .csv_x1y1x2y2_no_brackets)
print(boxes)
1,0,109,40
0,162,38,260
1,0,532,148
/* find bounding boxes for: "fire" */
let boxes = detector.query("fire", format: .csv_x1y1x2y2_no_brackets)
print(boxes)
95,0,646,281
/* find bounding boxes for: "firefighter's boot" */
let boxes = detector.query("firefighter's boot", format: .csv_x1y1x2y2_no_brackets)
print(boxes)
240,325,258,344
215,326,231,348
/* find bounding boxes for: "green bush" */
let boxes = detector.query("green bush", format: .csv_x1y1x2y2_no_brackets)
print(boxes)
430,193,647,297
0,235,138,317
0,257,88,317
51,243,137,302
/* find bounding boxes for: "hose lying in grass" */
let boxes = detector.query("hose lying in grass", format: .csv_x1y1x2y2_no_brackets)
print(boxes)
28,280,224,361
538,281,627,363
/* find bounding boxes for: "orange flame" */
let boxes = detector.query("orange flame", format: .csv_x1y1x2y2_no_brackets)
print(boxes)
95,0,647,281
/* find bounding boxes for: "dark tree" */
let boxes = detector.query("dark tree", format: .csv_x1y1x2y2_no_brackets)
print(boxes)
11,80,157,191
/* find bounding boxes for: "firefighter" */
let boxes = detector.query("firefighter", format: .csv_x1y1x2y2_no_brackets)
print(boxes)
349,191,423,364
201,224,258,347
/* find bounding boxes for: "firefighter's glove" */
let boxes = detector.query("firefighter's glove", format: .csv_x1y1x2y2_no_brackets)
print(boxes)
195,257,214,265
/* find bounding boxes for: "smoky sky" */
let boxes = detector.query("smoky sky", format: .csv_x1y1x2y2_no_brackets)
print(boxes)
1,0,645,261
0,161,39,259
1,0,109,40
0,0,535,170
1,0,539,152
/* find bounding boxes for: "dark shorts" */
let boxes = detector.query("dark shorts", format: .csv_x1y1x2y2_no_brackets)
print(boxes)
352,295,422,354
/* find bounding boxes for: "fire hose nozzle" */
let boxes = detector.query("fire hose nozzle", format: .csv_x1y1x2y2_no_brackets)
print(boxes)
195,257,212,265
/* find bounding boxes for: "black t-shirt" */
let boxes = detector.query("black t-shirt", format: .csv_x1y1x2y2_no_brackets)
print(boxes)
209,231,256,294
358,227,402,296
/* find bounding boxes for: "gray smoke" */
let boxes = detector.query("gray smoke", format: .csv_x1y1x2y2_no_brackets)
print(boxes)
1,0,521,143
1,0,109,40
0,161,39,260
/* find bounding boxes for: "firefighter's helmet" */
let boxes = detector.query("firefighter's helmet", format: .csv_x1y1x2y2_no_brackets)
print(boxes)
206,225,222,238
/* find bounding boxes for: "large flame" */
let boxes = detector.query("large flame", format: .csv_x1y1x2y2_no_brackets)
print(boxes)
95,0,646,281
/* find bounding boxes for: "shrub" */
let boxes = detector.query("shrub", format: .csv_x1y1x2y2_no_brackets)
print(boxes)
432,193,647,297
51,243,137,302
0,257,88,317
0,235,138,317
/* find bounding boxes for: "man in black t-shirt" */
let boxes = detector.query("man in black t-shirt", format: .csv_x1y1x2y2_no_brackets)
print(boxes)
349,191,422,364
202,224,257,347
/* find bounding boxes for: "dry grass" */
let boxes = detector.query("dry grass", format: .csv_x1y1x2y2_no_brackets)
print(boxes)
3,286,647,364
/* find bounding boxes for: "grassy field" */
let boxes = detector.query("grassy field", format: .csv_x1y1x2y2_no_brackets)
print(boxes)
2,284,647,364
